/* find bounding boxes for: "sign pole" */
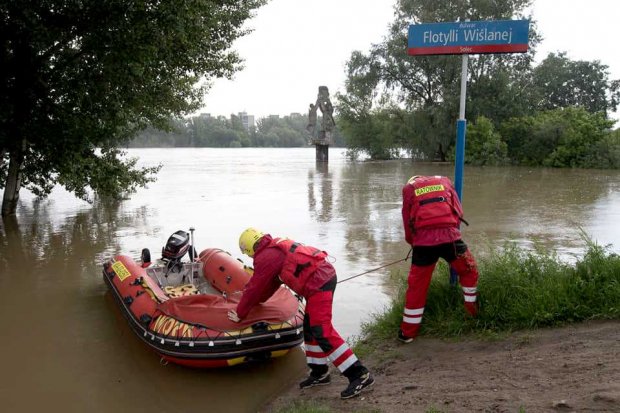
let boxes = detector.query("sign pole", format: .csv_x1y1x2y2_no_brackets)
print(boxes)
454,52,468,200
450,52,468,286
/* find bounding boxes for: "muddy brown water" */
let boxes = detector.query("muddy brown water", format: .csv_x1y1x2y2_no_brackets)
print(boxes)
1,148,618,412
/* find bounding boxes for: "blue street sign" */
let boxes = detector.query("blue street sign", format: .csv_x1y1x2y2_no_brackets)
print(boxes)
408,20,530,55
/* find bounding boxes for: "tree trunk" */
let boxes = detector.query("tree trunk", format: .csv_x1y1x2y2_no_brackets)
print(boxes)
436,143,447,162
1,140,26,216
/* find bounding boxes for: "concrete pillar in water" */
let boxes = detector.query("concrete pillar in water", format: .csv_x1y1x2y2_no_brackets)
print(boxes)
316,144,329,162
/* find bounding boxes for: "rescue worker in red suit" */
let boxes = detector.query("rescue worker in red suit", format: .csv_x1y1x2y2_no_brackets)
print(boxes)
399,176,479,343
227,228,374,399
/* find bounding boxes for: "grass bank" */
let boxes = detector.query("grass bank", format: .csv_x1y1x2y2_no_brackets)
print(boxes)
355,237,620,356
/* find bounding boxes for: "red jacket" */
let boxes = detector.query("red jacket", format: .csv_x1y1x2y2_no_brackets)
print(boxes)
236,234,335,319
402,176,463,246
270,238,328,296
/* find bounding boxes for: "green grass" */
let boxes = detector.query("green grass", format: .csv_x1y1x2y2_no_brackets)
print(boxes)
355,236,620,355
271,401,334,413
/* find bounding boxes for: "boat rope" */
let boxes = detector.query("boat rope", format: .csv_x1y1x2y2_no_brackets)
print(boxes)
337,249,412,284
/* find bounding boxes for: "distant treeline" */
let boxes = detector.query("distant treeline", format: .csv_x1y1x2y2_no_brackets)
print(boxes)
129,113,346,148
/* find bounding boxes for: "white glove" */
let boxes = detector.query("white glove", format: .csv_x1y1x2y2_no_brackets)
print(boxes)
227,310,241,323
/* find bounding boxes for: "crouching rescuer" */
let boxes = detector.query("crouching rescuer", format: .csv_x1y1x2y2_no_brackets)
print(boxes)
228,228,374,399
399,175,479,343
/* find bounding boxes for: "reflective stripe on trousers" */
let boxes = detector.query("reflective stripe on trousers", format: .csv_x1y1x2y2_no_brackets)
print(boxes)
303,289,359,373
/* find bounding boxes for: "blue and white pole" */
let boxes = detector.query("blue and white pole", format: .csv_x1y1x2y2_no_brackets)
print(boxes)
451,51,469,285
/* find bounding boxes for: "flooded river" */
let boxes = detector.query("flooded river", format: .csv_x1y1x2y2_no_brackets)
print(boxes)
1,148,619,412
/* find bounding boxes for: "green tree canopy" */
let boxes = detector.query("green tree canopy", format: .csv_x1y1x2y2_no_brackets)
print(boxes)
531,52,620,116
336,0,538,160
0,0,265,215
464,116,507,166
335,0,620,168
500,107,615,167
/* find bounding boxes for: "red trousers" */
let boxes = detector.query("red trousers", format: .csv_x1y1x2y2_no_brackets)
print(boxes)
400,240,479,338
303,277,365,380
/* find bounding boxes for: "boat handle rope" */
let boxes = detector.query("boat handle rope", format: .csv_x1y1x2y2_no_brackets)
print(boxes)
337,248,412,284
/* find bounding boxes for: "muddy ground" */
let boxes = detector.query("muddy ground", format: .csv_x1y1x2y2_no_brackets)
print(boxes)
264,320,620,413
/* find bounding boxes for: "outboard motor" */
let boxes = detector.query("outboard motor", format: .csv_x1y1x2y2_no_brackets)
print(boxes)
162,230,191,261
161,229,197,279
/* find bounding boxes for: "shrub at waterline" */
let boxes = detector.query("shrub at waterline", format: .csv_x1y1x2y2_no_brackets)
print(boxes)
356,239,620,352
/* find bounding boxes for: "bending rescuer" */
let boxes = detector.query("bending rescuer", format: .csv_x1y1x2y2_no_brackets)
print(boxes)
228,228,374,399
398,175,479,343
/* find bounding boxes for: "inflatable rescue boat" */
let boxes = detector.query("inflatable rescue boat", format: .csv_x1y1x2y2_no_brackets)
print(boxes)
102,230,304,368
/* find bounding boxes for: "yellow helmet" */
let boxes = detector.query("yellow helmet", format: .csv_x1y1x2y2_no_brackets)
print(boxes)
239,227,264,257
407,175,421,184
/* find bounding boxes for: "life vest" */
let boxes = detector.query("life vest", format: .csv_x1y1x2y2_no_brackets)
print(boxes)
407,175,462,230
269,238,328,296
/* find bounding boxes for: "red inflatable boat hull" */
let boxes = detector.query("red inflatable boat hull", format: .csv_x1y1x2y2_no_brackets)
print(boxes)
103,249,304,368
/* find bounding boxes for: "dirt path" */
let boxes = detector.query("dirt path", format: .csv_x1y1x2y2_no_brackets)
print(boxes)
264,320,620,412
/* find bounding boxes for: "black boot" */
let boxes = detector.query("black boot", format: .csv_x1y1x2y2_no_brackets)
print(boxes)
340,371,374,399
299,364,330,389
299,372,331,389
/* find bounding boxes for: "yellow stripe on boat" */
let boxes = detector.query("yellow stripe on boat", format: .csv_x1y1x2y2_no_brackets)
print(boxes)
271,350,289,359
224,327,254,336
152,315,193,338
227,357,247,366
111,261,132,282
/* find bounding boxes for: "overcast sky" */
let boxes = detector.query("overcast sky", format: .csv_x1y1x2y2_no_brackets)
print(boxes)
197,0,620,121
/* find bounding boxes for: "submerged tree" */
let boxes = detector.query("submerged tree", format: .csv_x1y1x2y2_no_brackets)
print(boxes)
0,0,265,215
